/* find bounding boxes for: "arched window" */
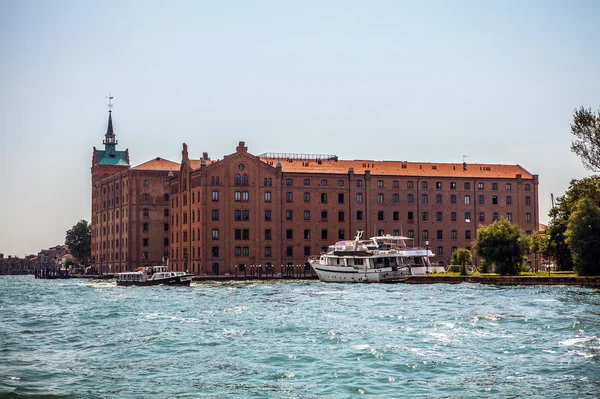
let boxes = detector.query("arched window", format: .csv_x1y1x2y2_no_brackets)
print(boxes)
211,176,215,185
215,176,220,185
235,174,241,185
268,178,272,186
464,195,470,205
242,174,248,185
264,177,267,186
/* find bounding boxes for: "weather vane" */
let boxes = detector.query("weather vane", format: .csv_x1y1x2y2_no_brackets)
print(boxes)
106,93,114,112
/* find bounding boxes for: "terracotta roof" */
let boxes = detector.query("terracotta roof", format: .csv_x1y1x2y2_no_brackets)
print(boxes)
132,157,181,171
260,158,533,179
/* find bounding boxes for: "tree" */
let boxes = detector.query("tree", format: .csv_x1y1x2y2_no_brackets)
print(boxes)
65,220,91,266
545,176,600,270
570,106,600,172
452,248,472,275
474,218,528,275
528,232,544,272
565,198,600,275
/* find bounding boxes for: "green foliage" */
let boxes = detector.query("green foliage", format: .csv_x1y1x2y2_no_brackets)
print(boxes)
452,248,472,275
545,176,600,270
570,106,600,172
64,257,77,269
474,218,528,275
65,220,91,266
565,198,600,275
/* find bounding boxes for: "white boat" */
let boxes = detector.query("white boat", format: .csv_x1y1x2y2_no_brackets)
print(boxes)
116,266,193,287
308,231,437,283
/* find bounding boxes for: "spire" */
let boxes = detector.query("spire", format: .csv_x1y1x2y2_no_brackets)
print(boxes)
106,111,114,136
103,94,118,146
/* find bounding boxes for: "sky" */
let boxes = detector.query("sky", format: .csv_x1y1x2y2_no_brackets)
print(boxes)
1,0,599,257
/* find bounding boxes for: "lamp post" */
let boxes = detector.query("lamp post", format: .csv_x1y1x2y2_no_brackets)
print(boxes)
425,241,430,274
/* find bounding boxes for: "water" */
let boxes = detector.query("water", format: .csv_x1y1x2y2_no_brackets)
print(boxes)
1,276,599,398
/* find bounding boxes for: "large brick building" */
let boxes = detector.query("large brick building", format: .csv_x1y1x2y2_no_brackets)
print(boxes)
90,109,539,275
167,141,539,275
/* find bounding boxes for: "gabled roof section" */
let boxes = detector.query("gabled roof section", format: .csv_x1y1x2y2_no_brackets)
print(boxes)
96,149,129,165
132,157,180,171
259,157,534,179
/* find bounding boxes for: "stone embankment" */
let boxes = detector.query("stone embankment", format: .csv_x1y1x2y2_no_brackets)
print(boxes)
405,275,600,287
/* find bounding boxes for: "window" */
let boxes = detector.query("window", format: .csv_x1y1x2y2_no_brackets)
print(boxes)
492,183,498,191
436,194,442,204
304,230,311,239
356,193,363,203
265,229,272,240
407,194,414,204
436,182,442,189
304,246,311,256
451,230,457,240
338,180,344,187
478,183,484,190
142,194,149,201
321,229,328,240
408,230,414,239
235,191,241,201
286,178,293,186
235,174,241,185
303,179,310,186
264,192,271,202
422,194,428,204
393,180,399,188
525,183,531,191
242,247,249,256
235,229,242,240
450,212,457,222
464,182,470,190
163,193,169,201
465,230,471,239
437,246,443,256
321,179,327,186
437,230,443,239
408,211,414,220
235,247,241,256
464,195,470,205
321,211,328,221
242,192,249,201
356,180,363,187
422,212,428,221
407,181,413,189
506,196,512,205
506,183,512,191
338,230,345,239
451,247,457,253
304,210,311,221
286,210,293,221
492,212,499,221
356,211,363,221
268,178,272,186
265,210,272,221
436,212,443,222
526,213,531,222
507,212,512,221
492,196,498,205
143,238,149,247
450,182,456,190
338,211,345,222
321,193,327,203
377,180,384,188
286,246,293,256
212,229,219,239
422,230,429,240
479,213,484,222
144,180,149,187
286,229,293,239
286,192,293,202
304,192,310,203
143,208,149,217
234,210,241,220
450,195,457,204
525,196,531,206
338,193,344,204
421,181,428,189
212,191,219,201
393,211,399,221
143,223,149,231
377,194,384,203
378,211,384,221
212,210,219,221
392,194,399,203
265,247,272,257
242,210,249,221
465,212,471,222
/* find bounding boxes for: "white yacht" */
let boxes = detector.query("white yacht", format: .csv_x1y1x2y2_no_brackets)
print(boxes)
308,231,437,283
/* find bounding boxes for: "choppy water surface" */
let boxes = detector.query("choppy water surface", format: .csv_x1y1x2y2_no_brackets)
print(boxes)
1,276,599,398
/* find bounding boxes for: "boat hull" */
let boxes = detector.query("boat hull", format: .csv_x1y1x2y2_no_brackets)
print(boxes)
116,276,193,287
311,263,409,283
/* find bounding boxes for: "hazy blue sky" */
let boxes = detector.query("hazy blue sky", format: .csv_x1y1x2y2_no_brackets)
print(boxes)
1,0,599,257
